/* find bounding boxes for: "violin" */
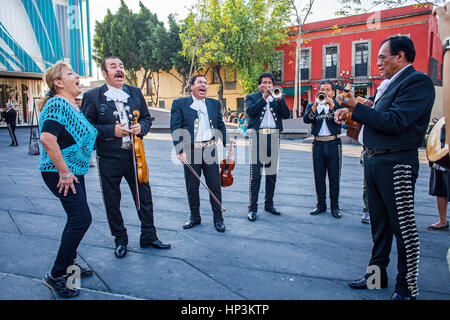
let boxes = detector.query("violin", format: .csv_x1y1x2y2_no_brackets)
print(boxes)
220,157,235,187
219,141,236,187
132,110,149,184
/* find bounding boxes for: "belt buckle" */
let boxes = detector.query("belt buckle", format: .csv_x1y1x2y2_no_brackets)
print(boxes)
262,128,271,134
197,139,214,149
367,149,381,156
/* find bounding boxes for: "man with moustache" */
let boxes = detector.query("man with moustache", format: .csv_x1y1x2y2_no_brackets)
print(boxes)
170,75,232,232
335,36,435,300
82,57,170,258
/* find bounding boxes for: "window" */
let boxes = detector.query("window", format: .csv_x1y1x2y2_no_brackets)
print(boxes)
237,98,245,113
300,49,310,80
212,68,221,84
429,56,440,84
224,69,237,90
159,100,165,109
146,78,153,96
355,43,369,77
271,51,284,82
325,46,338,79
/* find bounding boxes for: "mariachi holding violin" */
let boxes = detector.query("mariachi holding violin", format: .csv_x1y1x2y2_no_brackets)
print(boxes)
124,108,150,212
170,74,232,233
82,56,171,259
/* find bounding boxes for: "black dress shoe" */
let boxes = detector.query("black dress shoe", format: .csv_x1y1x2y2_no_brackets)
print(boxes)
183,219,201,229
214,220,225,232
114,244,127,258
331,209,342,219
310,207,326,215
248,211,257,221
390,292,415,300
348,274,388,289
42,273,79,298
265,206,281,215
141,240,171,249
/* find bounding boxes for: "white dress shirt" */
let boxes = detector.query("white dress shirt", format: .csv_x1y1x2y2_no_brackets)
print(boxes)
190,94,213,142
105,85,131,147
317,103,332,136
260,95,276,129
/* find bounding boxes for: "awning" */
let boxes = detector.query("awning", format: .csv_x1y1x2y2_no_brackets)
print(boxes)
282,85,312,96
352,82,373,87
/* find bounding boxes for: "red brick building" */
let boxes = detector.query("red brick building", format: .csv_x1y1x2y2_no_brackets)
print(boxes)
272,4,443,113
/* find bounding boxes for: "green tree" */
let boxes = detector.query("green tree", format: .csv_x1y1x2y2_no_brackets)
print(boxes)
167,14,192,93
93,0,182,107
180,0,292,102
93,1,141,86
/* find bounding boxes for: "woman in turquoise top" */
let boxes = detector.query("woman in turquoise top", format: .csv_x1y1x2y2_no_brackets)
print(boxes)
39,61,97,298
237,112,248,136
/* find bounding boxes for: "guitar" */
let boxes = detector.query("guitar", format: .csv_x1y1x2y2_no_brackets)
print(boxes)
426,117,450,170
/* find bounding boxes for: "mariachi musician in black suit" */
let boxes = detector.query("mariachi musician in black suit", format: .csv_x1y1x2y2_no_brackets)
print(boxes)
82,56,170,259
335,36,435,300
303,80,343,219
245,72,290,222
170,75,232,232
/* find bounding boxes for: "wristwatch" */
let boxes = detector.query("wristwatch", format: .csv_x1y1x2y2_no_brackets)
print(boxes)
444,37,450,55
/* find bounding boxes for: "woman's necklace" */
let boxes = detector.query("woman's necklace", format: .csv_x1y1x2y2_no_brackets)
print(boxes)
55,94,80,112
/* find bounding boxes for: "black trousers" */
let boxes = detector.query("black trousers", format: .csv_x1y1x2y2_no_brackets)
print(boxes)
312,138,342,210
42,172,92,278
183,145,223,222
365,150,420,297
248,131,280,212
97,148,157,246
7,123,18,145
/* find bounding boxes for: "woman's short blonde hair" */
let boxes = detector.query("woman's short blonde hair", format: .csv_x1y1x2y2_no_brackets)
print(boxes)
39,61,70,110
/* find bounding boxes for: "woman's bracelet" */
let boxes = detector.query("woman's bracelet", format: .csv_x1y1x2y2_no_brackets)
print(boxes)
59,172,72,179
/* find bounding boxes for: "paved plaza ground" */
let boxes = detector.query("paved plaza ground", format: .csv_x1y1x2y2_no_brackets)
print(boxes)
0,127,448,301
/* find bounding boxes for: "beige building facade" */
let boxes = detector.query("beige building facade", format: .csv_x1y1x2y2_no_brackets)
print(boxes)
137,67,248,114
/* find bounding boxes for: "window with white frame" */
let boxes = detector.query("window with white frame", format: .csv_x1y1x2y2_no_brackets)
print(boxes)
300,49,310,80
325,46,338,79
271,51,284,82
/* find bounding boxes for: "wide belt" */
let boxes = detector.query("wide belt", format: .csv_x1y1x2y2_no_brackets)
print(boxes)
365,147,405,156
194,139,216,149
314,135,338,142
260,128,278,135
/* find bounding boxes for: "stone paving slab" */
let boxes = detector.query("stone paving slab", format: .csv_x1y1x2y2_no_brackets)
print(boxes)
0,128,448,301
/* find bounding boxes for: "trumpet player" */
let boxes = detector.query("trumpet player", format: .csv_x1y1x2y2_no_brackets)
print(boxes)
245,72,290,221
303,80,344,219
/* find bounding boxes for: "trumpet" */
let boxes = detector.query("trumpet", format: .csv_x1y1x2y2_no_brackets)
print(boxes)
270,86,283,99
315,91,327,104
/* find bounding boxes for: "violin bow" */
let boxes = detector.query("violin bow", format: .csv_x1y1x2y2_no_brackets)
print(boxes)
184,161,226,212
125,106,141,212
